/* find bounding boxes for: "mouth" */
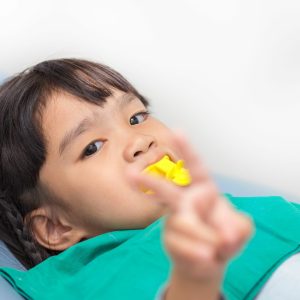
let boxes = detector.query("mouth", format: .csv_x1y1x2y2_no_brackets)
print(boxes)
145,151,176,170
142,150,191,191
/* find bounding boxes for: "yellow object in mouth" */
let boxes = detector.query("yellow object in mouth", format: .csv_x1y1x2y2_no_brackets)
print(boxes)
143,155,191,194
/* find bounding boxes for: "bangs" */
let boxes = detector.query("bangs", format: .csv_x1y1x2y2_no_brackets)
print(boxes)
31,58,149,108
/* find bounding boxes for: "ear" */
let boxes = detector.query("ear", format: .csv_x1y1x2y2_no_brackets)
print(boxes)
25,207,87,251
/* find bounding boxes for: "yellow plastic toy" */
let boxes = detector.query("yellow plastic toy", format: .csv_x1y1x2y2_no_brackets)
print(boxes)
143,155,191,194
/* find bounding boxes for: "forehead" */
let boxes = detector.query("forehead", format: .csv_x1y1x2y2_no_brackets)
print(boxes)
42,89,135,125
43,92,98,125
44,89,131,115
40,90,140,156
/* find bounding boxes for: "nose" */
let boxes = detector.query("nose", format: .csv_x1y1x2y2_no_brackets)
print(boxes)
123,134,157,162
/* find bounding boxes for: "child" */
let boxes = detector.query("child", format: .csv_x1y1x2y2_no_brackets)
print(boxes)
0,58,298,300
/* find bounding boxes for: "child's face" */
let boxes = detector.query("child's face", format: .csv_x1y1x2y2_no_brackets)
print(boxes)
39,90,177,238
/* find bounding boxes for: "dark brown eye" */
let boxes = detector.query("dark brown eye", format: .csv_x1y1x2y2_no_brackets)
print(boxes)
129,112,149,125
83,141,103,157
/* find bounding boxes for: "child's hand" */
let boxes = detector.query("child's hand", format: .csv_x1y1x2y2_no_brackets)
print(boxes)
128,131,253,283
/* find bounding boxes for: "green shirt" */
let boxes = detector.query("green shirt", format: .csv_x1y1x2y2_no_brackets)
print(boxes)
1,194,300,300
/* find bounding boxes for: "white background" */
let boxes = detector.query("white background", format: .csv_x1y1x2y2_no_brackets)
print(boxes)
0,0,299,199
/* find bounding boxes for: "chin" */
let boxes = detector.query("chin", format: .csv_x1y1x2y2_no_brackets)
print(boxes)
146,206,167,225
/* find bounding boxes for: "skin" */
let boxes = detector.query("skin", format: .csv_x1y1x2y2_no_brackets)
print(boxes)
30,89,178,249
27,88,252,299
129,131,253,299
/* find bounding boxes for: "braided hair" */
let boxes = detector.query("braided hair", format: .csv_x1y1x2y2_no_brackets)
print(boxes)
0,191,49,268
0,58,148,269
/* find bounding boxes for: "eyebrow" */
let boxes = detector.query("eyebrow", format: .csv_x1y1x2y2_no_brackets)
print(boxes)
58,114,97,156
58,93,137,156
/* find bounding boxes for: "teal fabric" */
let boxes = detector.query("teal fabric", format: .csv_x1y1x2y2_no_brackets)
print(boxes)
0,218,171,300
1,194,300,300
224,195,300,299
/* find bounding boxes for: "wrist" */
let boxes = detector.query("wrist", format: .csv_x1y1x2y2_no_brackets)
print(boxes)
165,268,223,300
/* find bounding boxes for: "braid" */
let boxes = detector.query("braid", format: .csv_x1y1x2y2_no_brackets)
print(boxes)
0,191,50,269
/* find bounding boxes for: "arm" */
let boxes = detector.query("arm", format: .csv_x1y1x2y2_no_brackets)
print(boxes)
165,268,222,300
129,131,252,300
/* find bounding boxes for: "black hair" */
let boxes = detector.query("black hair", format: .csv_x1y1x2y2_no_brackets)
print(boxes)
0,58,148,269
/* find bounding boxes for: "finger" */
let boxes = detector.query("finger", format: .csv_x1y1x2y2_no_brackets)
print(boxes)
188,183,219,221
127,166,182,209
219,209,253,259
169,130,212,184
164,230,216,265
165,212,220,247
208,197,253,260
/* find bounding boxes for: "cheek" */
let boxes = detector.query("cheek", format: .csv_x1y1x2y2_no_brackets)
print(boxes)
68,160,128,204
149,119,172,138
150,120,175,149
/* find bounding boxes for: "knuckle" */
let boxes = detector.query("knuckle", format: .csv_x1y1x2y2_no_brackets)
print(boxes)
202,181,219,201
239,214,254,239
192,182,217,202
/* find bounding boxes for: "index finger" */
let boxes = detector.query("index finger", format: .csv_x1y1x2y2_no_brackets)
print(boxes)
127,165,183,211
170,130,212,185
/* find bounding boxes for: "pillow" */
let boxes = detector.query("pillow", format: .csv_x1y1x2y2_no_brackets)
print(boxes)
0,242,25,299
212,173,300,203
0,73,5,82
